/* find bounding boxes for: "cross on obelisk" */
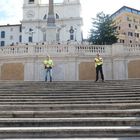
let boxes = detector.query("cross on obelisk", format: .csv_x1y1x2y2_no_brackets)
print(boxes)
46,0,57,43
47,0,55,26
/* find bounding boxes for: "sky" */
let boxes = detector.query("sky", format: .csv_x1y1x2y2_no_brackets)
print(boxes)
0,0,140,38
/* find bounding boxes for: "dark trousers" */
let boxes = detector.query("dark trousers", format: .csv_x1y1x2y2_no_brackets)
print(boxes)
45,68,52,82
95,65,104,81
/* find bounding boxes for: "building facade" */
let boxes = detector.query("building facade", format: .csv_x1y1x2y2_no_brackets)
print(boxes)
111,6,140,47
0,0,83,46
0,24,22,47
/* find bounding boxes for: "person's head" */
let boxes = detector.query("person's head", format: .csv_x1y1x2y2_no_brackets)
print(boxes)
96,53,100,58
46,55,50,60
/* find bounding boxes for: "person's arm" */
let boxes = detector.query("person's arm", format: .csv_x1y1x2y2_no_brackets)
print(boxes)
52,60,54,67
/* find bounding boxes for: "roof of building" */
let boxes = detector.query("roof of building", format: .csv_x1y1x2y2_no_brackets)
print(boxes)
111,6,140,19
0,24,21,28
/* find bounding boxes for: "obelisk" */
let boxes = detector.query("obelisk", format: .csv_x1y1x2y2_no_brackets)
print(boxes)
46,0,57,42
47,0,55,26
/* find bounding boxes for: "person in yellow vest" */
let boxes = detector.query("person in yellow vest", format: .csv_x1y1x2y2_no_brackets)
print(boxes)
95,53,104,82
43,55,54,82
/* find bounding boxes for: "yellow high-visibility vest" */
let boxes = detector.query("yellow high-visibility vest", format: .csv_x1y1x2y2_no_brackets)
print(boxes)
95,57,103,67
43,59,53,68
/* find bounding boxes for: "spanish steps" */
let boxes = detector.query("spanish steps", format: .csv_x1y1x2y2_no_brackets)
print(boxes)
0,80,140,139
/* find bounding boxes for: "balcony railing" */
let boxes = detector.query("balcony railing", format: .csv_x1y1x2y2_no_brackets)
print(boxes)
0,43,140,57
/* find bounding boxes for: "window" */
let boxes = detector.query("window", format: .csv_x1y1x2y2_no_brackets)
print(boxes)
19,35,22,42
133,19,136,23
128,24,131,28
70,34,74,40
127,17,131,21
29,0,34,4
135,33,139,38
125,8,132,12
135,25,138,29
1,31,5,38
120,39,125,43
29,36,32,42
132,10,138,14
128,32,133,36
1,41,5,46
130,40,132,43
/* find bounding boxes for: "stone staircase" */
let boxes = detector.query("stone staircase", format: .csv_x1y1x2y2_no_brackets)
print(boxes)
0,80,140,138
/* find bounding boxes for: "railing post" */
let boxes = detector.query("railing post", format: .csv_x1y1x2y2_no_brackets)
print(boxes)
27,45,35,56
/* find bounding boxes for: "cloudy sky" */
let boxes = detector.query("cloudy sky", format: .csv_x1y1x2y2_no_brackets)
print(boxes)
0,0,140,38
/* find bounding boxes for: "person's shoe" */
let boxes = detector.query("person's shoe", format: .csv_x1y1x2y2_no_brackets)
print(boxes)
102,80,105,82
94,80,98,82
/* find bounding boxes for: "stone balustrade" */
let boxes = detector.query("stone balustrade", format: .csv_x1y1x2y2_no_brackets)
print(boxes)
0,43,140,58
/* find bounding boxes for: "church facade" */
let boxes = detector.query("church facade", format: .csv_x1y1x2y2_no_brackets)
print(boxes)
0,0,83,47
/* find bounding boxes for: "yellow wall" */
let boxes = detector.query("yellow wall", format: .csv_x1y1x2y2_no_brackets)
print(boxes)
1,63,24,80
128,60,140,78
79,62,96,80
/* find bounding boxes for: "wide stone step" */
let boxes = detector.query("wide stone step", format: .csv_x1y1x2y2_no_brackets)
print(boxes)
0,103,139,111
0,99,140,105
0,91,140,97
0,96,140,102
0,80,139,138
2,138,140,140
0,110,140,118
0,93,140,98
0,117,139,127
0,126,140,138
0,87,140,92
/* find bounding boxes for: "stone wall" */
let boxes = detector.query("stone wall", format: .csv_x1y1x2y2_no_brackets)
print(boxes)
0,43,140,81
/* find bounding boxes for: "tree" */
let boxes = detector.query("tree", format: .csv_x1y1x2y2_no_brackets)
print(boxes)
88,12,118,45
